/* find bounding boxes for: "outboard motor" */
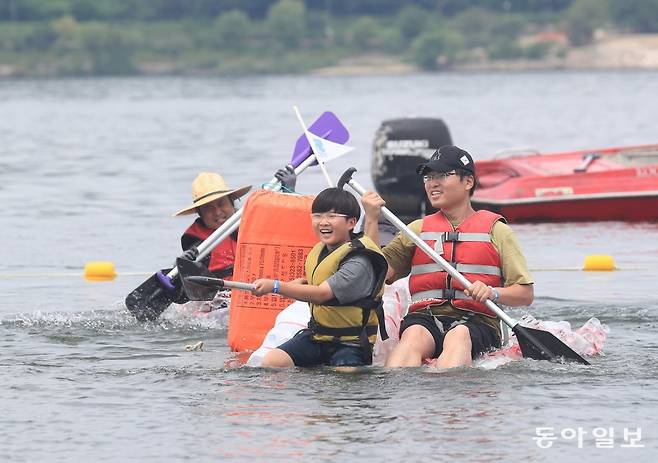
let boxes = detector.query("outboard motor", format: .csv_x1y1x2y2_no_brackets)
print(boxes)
371,118,452,221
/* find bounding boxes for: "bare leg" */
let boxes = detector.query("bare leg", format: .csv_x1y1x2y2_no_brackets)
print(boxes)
434,325,473,369
261,348,295,368
385,325,436,367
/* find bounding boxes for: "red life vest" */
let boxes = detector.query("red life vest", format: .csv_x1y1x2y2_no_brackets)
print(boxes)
408,210,504,317
183,221,237,276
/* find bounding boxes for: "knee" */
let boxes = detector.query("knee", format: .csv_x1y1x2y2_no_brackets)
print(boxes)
261,349,293,368
399,325,431,347
444,325,471,348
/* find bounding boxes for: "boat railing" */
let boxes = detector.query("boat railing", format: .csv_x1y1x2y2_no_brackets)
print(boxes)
477,165,520,189
492,146,542,159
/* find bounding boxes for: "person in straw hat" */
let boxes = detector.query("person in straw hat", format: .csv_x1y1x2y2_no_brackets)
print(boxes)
173,167,297,279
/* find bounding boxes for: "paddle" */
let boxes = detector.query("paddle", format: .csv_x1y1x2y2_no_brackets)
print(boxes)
338,167,590,365
181,273,255,309
125,112,349,321
185,276,255,292
176,257,255,301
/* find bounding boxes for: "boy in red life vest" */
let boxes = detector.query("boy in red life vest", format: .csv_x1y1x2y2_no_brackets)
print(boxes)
173,167,297,279
362,145,534,368
250,188,389,368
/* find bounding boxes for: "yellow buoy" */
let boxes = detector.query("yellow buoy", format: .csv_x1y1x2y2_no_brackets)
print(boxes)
583,255,616,271
84,261,117,281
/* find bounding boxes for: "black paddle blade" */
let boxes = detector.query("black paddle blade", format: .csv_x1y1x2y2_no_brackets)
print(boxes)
176,257,220,302
125,271,176,322
514,324,590,365
184,276,227,288
182,276,227,301
337,167,357,189
125,268,187,322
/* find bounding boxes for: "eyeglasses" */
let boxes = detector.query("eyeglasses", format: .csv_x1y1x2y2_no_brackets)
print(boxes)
310,212,349,221
422,171,457,183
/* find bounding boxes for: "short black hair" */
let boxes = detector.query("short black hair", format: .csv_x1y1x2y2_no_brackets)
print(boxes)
456,168,477,197
312,187,361,219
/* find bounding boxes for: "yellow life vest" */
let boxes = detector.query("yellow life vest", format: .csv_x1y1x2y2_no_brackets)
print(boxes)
305,235,389,346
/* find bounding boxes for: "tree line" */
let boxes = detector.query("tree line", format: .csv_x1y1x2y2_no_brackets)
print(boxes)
0,0,656,76
1,0,576,21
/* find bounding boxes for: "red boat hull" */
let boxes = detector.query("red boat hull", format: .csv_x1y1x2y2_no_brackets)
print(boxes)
476,194,658,222
473,144,658,222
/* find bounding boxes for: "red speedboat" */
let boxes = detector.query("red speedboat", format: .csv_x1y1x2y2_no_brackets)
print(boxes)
473,144,658,222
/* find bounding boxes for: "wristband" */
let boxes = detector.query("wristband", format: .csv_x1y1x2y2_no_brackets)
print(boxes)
490,286,500,302
272,280,281,294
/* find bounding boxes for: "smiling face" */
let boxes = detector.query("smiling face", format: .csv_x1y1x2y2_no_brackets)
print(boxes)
197,196,235,230
311,210,358,250
424,170,474,210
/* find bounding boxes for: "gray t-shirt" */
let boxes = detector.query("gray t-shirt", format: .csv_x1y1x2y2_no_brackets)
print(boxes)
325,253,377,304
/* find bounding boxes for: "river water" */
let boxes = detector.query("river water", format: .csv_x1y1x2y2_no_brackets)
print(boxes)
1,72,657,462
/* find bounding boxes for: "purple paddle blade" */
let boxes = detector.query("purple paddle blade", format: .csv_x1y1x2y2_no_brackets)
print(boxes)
290,111,349,168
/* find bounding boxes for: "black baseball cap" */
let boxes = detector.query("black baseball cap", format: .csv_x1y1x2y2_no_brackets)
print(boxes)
416,145,476,175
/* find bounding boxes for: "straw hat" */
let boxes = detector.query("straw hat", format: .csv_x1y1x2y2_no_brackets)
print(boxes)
173,172,252,216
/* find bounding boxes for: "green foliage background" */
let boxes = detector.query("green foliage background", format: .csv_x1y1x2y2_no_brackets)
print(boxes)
0,0,656,76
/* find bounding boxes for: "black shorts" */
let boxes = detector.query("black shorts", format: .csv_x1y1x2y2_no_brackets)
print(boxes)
399,312,501,359
277,329,372,367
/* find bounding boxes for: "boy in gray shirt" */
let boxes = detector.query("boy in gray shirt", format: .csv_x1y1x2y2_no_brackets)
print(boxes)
252,187,388,367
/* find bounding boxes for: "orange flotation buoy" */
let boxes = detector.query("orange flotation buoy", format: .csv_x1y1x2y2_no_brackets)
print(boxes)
228,190,317,352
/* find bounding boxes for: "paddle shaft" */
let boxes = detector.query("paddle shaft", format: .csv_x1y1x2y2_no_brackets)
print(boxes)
345,177,518,330
186,275,256,292
221,280,256,291
164,154,319,281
